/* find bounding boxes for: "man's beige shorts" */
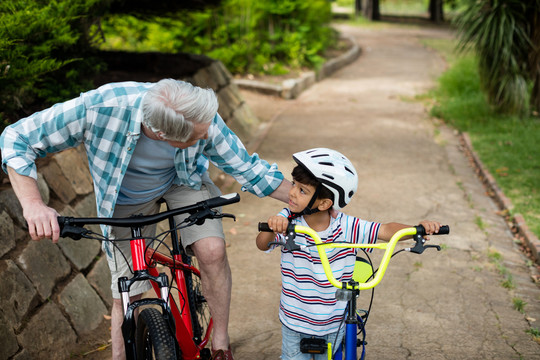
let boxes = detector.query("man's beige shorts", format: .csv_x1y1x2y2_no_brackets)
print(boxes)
106,180,224,299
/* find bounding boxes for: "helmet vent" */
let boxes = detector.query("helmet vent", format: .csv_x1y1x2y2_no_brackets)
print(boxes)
345,167,355,175
322,174,335,180
319,161,334,167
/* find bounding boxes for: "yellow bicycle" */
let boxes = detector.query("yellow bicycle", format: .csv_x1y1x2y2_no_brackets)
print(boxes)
258,222,449,360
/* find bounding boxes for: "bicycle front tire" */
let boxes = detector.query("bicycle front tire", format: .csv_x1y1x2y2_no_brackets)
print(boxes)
136,308,178,360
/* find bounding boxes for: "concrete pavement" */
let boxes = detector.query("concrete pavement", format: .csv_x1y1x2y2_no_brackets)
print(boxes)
222,23,540,359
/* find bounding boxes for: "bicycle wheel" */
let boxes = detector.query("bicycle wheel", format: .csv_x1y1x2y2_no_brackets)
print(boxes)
183,255,211,350
136,308,178,360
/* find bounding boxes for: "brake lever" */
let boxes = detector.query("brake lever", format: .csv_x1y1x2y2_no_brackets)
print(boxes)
219,213,236,221
407,234,441,254
284,223,301,251
60,225,90,240
185,209,236,226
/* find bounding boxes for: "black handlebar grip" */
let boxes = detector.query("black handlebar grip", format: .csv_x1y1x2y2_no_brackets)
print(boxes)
203,193,241,209
258,222,273,232
438,225,450,235
57,216,67,230
415,224,450,236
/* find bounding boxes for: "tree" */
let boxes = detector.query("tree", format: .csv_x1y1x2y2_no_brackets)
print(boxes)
455,0,540,115
429,0,444,23
354,0,362,17
528,8,540,112
363,0,380,21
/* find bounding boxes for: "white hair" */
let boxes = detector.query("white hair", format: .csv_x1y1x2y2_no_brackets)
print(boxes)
142,79,218,142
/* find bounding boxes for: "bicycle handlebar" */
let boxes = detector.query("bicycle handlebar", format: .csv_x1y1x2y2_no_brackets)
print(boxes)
58,193,240,239
258,222,449,291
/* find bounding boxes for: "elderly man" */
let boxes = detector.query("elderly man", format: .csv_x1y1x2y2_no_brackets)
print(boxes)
0,79,291,360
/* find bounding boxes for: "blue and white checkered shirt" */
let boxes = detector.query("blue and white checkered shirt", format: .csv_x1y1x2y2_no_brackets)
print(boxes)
1,81,284,224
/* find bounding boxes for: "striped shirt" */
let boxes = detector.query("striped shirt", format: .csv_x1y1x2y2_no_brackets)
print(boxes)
0,81,284,235
271,208,380,335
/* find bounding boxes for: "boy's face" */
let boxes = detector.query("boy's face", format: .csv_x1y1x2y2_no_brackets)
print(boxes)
288,180,318,213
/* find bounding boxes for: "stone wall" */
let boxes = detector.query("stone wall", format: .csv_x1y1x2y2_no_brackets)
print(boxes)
0,59,259,359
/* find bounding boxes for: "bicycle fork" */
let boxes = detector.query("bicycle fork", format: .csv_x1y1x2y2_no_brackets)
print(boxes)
119,227,176,359
332,286,366,360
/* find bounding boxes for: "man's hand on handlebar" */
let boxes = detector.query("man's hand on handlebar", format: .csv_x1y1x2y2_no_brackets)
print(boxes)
24,201,61,243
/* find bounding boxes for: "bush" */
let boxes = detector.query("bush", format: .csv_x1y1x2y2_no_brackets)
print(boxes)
99,0,336,75
0,0,104,131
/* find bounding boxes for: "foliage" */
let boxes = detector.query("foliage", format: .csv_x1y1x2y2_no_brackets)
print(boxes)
99,0,336,75
426,40,540,239
454,0,540,115
0,0,105,131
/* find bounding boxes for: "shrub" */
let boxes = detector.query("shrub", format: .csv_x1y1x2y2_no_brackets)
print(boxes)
0,0,104,131
99,0,336,75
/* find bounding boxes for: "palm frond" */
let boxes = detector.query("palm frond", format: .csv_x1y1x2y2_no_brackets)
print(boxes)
454,0,536,115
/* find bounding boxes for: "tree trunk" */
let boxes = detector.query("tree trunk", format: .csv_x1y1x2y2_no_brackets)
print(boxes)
429,0,444,23
529,10,540,112
355,0,362,17
363,0,380,21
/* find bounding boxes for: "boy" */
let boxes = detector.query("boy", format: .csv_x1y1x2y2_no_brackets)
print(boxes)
256,148,441,360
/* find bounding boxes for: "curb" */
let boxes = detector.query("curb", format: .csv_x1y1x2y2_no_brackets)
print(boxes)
460,132,540,264
234,34,361,99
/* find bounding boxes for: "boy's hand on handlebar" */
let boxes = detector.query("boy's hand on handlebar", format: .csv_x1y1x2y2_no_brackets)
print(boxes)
267,216,289,234
419,220,442,239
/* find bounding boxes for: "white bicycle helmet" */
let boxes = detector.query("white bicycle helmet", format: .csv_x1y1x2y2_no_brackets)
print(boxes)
292,148,358,210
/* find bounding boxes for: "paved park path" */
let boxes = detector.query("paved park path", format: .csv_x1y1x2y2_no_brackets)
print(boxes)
222,22,540,359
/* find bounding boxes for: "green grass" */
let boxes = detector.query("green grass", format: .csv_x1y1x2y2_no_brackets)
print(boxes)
526,327,540,342
512,297,527,313
488,249,516,289
474,215,487,231
421,37,540,240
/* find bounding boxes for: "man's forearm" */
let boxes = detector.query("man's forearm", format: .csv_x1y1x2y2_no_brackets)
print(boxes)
7,166,45,207
269,179,292,203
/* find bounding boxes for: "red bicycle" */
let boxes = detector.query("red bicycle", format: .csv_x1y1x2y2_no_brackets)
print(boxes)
58,193,240,360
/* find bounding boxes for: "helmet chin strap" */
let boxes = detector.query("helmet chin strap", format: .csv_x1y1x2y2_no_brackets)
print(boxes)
288,184,322,221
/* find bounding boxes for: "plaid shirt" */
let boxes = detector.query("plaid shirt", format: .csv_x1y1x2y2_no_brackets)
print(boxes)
1,81,284,223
